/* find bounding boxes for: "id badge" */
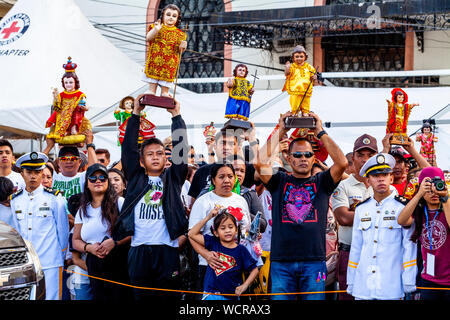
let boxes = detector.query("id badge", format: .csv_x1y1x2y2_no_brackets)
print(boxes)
426,253,435,277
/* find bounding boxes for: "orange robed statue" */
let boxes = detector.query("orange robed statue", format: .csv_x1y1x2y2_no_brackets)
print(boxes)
386,88,419,145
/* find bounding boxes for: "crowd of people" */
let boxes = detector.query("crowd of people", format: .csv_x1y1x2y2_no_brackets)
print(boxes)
0,94,449,302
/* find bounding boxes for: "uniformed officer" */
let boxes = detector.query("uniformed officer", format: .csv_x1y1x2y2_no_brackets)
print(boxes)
10,152,69,300
346,153,417,300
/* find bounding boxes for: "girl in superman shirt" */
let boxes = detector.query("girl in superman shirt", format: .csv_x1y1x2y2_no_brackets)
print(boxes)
189,207,259,300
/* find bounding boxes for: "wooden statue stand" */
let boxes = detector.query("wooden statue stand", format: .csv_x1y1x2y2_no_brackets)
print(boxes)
285,116,316,129
390,133,409,146
139,94,176,109
222,119,252,132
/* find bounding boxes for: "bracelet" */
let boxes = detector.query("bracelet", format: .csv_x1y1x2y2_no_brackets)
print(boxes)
209,152,215,156
317,130,327,139
83,242,90,253
249,140,258,147
440,195,448,203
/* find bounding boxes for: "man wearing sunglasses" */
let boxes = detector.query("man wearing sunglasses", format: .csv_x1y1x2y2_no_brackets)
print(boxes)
43,130,97,201
113,95,189,301
255,111,347,300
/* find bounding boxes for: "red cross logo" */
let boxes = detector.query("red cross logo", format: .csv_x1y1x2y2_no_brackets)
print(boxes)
1,21,21,39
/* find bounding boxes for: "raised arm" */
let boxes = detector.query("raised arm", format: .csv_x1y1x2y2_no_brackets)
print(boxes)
255,112,291,184
310,112,347,184
121,94,146,180
403,136,431,169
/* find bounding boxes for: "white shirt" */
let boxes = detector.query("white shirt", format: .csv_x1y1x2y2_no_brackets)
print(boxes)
347,191,417,300
6,171,25,191
131,176,178,248
75,197,124,244
189,191,250,266
11,185,69,269
181,180,193,209
0,203,18,230
258,189,272,252
331,174,373,245
52,172,86,200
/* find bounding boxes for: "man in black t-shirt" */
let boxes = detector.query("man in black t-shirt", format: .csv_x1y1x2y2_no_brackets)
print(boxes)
255,111,347,300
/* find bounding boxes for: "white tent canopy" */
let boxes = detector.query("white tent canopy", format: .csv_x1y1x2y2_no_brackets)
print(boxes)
0,0,146,138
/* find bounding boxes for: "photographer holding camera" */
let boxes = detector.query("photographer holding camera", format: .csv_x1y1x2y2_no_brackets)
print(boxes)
397,167,450,300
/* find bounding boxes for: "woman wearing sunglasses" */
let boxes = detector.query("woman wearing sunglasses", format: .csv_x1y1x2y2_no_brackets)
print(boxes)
72,163,131,301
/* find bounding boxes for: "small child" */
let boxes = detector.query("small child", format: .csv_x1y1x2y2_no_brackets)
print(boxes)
188,207,259,300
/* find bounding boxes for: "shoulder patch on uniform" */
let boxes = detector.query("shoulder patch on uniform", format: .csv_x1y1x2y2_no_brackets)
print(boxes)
10,188,23,200
394,195,408,205
355,197,371,208
44,187,60,196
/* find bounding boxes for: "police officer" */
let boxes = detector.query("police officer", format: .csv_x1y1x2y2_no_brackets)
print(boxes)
346,153,417,300
10,152,69,300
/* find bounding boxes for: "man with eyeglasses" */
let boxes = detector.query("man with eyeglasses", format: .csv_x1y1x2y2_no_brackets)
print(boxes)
43,131,97,200
10,152,69,300
255,111,347,300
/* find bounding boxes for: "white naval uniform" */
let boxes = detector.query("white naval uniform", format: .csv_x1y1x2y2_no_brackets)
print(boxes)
347,191,417,300
10,186,69,300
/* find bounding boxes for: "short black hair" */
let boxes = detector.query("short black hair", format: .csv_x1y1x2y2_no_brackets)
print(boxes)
0,139,13,153
140,137,164,157
95,148,110,160
288,137,313,154
0,177,14,202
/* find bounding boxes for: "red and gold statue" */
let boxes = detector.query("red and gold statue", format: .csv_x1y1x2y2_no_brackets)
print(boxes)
143,4,187,98
386,88,419,145
46,57,91,145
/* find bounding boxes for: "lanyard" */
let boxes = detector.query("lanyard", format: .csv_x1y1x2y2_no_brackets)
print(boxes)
425,206,440,251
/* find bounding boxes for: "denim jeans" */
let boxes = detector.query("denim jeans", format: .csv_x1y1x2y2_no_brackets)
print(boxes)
270,260,327,300
74,283,94,300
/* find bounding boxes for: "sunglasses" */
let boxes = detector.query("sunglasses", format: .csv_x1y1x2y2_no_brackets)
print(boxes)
59,156,80,162
290,151,314,159
87,175,108,183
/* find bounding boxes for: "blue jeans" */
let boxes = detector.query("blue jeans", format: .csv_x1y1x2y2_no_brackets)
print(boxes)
270,260,327,300
74,283,94,300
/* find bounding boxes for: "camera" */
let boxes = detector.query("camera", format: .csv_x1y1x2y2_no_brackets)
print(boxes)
431,176,446,191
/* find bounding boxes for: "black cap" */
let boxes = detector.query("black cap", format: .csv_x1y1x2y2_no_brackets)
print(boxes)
389,147,407,163
86,163,108,178
58,146,80,158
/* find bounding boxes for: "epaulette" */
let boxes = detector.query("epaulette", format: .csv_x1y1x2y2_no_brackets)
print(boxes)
44,187,60,196
9,188,23,200
355,197,371,208
394,195,409,205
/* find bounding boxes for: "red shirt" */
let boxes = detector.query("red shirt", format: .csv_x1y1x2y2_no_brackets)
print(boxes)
393,180,407,196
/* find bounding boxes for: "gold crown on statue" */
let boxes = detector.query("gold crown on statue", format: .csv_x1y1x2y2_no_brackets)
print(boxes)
63,56,77,73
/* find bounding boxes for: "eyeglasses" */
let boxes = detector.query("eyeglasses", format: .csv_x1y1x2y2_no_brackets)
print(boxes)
87,175,108,183
290,151,314,159
59,156,80,162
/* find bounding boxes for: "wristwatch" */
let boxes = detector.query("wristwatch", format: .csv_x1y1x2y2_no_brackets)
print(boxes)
440,195,449,203
209,152,215,156
317,130,327,139
249,140,258,147
86,143,95,150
